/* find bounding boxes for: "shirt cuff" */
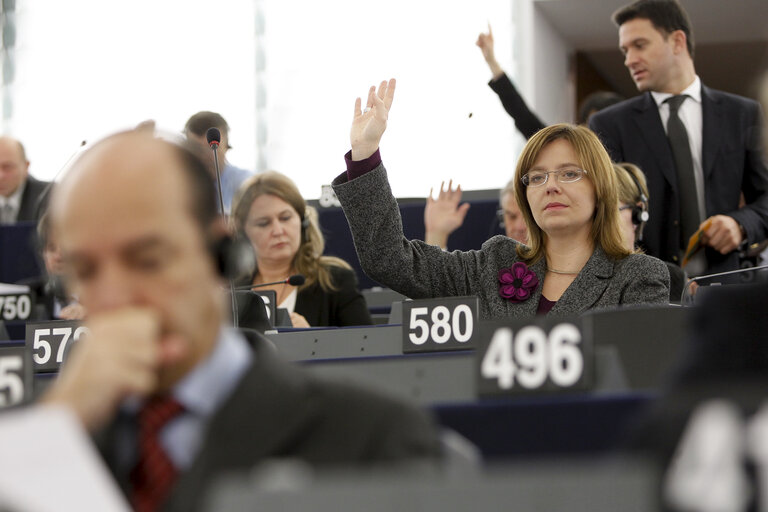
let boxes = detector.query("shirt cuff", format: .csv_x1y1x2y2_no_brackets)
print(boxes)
345,149,381,181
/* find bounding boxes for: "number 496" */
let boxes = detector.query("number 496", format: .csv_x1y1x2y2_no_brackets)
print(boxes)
481,324,583,390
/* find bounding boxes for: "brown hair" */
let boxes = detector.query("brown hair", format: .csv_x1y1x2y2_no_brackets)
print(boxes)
231,171,351,292
513,124,631,263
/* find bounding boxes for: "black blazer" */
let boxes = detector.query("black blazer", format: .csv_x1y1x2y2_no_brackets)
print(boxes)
294,266,372,327
488,73,546,140
589,86,768,273
17,175,50,222
95,331,442,512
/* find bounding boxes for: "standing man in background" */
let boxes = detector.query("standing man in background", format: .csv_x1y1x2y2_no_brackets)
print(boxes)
0,136,49,223
589,0,768,275
184,111,252,215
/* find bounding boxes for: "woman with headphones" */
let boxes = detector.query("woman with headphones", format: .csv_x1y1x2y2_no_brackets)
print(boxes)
231,172,372,327
614,162,686,303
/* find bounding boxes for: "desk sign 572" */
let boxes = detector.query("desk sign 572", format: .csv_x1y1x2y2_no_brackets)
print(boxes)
24,320,89,373
402,296,479,353
0,293,33,321
477,318,593,397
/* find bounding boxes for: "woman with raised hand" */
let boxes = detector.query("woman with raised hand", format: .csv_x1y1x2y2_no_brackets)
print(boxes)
231,171,372,327
332,79,669,319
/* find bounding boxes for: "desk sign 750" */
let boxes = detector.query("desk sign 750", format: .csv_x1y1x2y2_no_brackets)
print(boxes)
477,318,593,396
0,293,33,321
24,320,89,373
402,296,479,353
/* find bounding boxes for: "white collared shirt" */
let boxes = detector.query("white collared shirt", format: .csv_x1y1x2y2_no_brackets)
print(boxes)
0,178,26,223
651,76,705,223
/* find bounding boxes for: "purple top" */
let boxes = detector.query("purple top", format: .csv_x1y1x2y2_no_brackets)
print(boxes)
345,149,381,181
536,296,556,315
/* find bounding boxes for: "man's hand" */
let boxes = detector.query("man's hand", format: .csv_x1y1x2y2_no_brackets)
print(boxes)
424,180,471,249
41,308,178,432
701,215,744,254
350,78,396,161
476,24,503,79
59,302,86,320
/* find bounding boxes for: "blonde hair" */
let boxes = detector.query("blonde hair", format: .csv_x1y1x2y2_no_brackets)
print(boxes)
512,124,631,263
613,162,649,205
231,171,351,292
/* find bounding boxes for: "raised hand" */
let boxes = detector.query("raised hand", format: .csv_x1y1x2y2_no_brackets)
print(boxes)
350,78,396,161
476,24,503,79
424,180,471,249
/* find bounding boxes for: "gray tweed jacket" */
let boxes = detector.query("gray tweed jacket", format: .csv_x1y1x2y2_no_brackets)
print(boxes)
333,164,670,320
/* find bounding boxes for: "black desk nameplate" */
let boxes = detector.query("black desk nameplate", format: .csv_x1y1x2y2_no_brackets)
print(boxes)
477,316,594,397
25,320,88,373
0,345,31,407
0,293,34,322
402,296,479,354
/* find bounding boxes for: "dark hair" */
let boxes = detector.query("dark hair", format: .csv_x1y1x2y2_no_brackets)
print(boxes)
613,0,695,58
184,111,229,137
577,91,625,124
171,139,219,232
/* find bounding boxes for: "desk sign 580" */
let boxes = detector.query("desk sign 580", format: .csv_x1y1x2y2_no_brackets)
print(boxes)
24,320,89,373
477,318,593,396
402,296,479,353
0,293,33,321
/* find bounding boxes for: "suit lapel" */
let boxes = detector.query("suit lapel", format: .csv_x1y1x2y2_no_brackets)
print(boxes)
550,247,613,316
168,342,324,508
632,94,678,193
701,85,722,182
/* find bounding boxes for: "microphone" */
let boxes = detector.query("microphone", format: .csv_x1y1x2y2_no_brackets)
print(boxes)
681,263,768,305
234,274,306,290
206,127,226,215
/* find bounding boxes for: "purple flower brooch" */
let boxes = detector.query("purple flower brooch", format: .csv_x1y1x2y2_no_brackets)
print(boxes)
498,262,539,303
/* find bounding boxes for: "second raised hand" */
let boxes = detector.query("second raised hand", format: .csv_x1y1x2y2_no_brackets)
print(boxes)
350,78,396,161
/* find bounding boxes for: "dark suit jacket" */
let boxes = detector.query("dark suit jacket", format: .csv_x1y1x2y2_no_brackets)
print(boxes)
295,266,372,326
333,164,670,320
589,86,768,273
95,330,442,512
488,73,546,140
17,176,50,222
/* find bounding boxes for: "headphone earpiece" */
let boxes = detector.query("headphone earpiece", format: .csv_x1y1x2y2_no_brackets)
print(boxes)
301,217,310,230
621,166,650,243
210,234,256,281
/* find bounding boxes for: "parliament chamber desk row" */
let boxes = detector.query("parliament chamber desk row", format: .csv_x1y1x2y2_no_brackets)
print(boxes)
1,301,689,461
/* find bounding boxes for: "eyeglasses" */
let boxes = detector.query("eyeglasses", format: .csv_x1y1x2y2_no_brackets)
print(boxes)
521,168,588,187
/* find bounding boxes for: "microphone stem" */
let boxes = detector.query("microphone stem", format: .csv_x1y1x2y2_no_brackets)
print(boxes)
212,145,226,215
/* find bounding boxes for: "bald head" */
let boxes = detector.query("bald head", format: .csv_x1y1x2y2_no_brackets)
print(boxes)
0,136,30,198
51,131,224,389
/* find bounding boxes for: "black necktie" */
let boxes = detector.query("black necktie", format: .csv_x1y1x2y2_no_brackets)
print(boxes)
665,94,700,248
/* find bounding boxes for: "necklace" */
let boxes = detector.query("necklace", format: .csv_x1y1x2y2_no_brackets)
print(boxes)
547,267,580,275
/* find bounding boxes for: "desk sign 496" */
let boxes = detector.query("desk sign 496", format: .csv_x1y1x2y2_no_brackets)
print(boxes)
0,293,33,321
477,318,593,396
24,320,89,373
402,296,479,353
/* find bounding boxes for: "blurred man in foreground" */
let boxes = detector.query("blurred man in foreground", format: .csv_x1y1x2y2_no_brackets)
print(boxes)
42,130,441,512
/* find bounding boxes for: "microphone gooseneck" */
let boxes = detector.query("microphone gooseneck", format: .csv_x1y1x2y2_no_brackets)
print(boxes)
233,274,306,291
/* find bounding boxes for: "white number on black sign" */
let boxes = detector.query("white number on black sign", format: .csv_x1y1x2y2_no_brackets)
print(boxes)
0,355,24,407
408,304,473,345
0,294,32,321
32,326,89,365
481,323,583,389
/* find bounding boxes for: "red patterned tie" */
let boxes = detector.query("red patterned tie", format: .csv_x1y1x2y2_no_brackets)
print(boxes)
130,395,184,512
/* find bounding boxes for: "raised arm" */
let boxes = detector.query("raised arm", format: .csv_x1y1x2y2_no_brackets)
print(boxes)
478,24,545,139
424,180,470,249
476,24,504,80
350,78,396,161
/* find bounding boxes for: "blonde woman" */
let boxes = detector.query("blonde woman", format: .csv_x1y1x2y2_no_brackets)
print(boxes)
231,172,372,327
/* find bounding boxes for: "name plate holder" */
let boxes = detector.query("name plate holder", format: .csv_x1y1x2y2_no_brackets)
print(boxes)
25,320,88,374
477,315,594,397
401,296,479,354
